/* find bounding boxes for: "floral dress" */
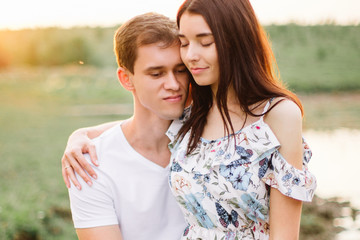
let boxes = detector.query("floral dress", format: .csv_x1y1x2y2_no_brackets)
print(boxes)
166,101,317,240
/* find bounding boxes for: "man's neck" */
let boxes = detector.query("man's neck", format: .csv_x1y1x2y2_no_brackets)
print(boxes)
121,113,172,168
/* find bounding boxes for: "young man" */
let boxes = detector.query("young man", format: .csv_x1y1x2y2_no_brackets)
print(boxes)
65,13,189,240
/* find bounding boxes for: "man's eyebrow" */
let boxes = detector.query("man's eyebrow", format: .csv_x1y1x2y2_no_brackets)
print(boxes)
144,63,186,72
144,66,164,72
178,33,213,38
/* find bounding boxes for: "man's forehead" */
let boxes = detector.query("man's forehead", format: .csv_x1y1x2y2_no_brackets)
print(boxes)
137,42,180,53
134,43,183,70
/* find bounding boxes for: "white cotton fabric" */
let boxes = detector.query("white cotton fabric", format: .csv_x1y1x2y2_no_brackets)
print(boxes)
68,123,187,240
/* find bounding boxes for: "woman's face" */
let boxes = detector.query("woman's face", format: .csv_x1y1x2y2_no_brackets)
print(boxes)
178,12,220,92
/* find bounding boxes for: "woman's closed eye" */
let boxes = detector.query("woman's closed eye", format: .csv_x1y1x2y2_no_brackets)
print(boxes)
180,41,189,48
201,42,214,47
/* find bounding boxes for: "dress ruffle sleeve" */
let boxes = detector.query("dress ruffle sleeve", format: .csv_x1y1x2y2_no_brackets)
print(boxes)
166,106,191,152
260,138,317,202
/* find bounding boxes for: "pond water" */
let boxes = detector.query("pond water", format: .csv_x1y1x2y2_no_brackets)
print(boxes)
304,128,360,240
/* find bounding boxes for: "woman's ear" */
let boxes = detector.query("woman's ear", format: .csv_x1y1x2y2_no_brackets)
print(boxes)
117,67,134,91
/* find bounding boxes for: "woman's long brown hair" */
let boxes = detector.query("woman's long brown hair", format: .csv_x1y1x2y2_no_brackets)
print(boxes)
176,0,303,154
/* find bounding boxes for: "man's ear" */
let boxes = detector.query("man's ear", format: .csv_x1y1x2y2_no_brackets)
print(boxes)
117,67,134,91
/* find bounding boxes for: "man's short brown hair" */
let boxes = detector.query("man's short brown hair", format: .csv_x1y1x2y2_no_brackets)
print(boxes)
114,12,179,73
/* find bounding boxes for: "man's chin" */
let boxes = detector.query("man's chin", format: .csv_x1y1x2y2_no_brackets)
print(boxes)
161,111,184,121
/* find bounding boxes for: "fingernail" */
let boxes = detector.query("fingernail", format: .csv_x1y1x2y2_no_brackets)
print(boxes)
87,181,92,186
95,160,99,165
92,175,97,180
76,185,81,190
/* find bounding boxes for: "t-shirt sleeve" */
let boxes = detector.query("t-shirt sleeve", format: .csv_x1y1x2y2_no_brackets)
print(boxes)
68,154,118,229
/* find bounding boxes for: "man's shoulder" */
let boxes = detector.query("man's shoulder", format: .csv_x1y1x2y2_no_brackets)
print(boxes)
92,123,124,149
71,123,126,190
86,122,128,167
96,122,122,140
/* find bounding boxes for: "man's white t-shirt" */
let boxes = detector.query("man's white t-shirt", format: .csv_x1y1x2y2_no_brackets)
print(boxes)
68,123,187,240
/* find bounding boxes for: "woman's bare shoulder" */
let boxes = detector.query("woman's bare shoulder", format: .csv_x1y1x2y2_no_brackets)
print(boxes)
265,98,302,145
265,98,303,168
265,98,302,126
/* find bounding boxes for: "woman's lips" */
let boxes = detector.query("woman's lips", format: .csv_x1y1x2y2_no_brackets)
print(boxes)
190,67,208,75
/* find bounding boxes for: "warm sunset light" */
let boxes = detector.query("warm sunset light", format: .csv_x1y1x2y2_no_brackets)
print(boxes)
0,0,359,29
1,0,360,240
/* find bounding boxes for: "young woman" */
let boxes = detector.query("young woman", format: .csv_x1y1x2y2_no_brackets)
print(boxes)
165,0,316,239
62,0,316,239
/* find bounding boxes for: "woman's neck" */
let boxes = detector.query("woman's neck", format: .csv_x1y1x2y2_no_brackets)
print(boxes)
211,86,241,114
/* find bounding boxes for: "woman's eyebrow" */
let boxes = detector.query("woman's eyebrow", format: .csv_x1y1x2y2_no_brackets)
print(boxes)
178,33,213,38
195,33,213,38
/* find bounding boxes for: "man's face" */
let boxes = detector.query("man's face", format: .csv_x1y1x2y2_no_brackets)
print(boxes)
129,43,189,120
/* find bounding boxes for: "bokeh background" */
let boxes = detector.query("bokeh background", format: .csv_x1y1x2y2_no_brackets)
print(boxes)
0,0,359,239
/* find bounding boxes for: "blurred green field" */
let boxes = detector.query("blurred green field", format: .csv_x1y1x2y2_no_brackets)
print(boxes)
0,25,359,92
0,24,359,239
0,67,130,239
268,25,360,92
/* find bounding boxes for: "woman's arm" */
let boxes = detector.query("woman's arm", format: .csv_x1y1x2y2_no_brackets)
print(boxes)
61,121,121,189
265,99,303,240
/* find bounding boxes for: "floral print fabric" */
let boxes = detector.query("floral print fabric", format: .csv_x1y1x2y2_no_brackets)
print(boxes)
166,105,317,240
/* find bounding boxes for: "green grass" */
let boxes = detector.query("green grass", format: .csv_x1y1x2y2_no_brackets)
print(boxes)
300,92,360,130
266,25,360,92
0,67,130,239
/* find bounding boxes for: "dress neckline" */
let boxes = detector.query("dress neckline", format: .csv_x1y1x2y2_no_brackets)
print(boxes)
199,98,275,144
200,117,266,144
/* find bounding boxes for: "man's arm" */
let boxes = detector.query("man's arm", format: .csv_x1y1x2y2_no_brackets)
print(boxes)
62,121,121,189
76,225,122,240
68,153,122,239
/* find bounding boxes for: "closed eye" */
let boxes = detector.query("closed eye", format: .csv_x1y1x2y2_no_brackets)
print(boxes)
180,42,189,48
202,42,214,47
149,72,164,78
175,67,188,74
179,36,189,48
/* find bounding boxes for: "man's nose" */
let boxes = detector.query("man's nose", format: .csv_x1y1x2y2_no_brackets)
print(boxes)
164,72,180,90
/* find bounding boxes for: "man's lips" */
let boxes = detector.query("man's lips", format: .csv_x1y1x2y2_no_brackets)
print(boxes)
164,95,182,102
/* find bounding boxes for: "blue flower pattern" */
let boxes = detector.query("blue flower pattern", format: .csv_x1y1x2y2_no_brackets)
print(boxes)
183,193,215,229
220,164,253,191
238,193,268,223
166,104,317,240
